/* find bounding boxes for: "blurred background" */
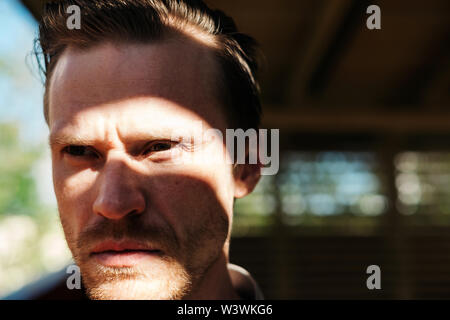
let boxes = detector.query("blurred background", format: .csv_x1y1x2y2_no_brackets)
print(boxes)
1,0,450,299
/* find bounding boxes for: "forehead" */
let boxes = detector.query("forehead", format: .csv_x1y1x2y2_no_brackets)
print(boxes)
48,39,226,131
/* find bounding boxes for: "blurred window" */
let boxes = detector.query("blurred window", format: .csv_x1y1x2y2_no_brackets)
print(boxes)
234,151,388,233
233,175,277,235
279,151,388,224
395,152,450,221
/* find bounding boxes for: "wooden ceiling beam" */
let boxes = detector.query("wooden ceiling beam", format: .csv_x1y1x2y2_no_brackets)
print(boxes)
262,108,450,134
423,34,450,106
286,0,355,106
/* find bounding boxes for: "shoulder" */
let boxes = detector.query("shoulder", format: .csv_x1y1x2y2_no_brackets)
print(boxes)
228,263,264,300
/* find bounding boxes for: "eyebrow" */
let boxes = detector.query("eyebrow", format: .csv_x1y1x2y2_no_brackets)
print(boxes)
49,132,99,148
48,131,197,149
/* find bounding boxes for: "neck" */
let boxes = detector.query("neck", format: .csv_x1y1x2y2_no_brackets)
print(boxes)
184,252,241,300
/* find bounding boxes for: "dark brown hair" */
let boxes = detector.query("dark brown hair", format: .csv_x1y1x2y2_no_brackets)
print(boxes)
35,0,262,130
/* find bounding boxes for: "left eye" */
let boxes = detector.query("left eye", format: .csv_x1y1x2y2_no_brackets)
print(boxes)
143,141,175,155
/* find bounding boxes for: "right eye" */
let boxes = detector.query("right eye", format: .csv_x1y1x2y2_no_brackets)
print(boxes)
62,145,99,158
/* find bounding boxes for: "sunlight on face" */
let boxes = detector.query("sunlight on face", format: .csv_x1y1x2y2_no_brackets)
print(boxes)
49,40,236,299
82,255,191,300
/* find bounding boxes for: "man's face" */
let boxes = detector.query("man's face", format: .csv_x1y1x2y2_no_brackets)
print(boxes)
48,39,252,299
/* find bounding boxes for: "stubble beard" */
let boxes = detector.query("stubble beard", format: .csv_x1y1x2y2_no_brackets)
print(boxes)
59,210,229,300
79,255,193,300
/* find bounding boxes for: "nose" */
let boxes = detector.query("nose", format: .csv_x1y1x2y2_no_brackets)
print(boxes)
93,158,146,220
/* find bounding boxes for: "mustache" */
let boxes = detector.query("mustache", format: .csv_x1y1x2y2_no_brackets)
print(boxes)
76,215,180,255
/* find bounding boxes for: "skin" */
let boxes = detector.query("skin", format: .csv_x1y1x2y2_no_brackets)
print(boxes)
47,38,261,300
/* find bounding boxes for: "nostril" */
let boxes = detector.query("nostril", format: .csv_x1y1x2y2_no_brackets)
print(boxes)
92,181,146,219
128,209,141,217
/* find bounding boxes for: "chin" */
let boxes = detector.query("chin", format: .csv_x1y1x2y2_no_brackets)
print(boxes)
81,260,192,300
87,279,187,300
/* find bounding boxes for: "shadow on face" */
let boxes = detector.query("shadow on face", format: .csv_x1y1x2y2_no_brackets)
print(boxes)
47,35,260,299
61,170,230,300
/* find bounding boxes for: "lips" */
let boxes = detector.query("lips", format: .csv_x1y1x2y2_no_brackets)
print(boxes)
90,240,162,267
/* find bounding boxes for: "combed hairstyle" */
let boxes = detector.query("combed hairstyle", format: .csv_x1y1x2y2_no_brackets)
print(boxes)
35,0,262,130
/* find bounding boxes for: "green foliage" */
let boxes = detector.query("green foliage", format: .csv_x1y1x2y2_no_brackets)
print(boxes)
0,123,41,216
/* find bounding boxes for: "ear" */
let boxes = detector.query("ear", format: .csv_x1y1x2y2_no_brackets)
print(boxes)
233,162,262,199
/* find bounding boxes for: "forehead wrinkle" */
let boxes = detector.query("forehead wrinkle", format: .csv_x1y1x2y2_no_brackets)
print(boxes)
49,41,228,140
54,41,219,103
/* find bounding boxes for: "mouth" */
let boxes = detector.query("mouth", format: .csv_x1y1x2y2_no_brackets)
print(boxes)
90,240,162,267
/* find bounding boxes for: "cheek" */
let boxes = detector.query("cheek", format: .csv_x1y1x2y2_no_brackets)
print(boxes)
149,170,232,243
53,163,97,234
